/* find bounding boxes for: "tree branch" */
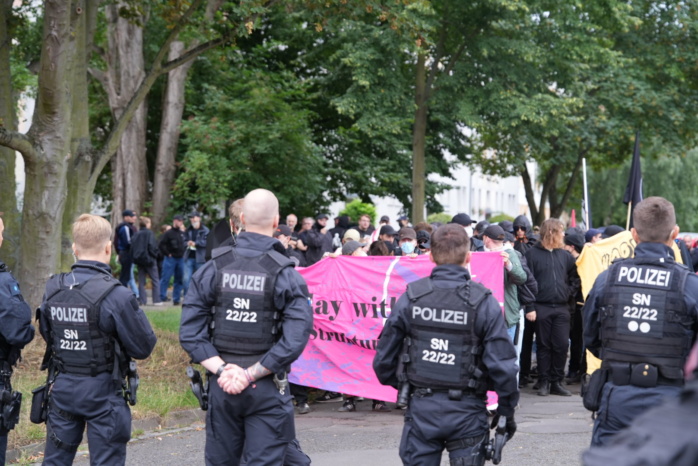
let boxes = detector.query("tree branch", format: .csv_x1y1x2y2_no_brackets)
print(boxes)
557,147,588,214
521,162,538,221
157,37,227,76
0,127,35,162
150,0,206,72
87,66,108,89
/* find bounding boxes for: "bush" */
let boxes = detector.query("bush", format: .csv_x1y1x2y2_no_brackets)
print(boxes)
488,213,515,224
339,199,376,224
427,212,452,224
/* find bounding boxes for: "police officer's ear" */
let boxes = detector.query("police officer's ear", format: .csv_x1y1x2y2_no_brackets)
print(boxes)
671,225,680,242
462,251,471,268
272,214,279,230
104,241,112,257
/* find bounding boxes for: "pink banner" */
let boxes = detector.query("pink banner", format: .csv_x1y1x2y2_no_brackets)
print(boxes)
290,253,504,403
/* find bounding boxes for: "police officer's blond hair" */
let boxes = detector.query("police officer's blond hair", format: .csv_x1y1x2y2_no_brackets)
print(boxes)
633,197,677,243
73,214,112,255
431,224,469,265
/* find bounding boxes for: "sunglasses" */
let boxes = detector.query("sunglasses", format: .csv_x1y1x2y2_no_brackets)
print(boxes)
514,226,526,231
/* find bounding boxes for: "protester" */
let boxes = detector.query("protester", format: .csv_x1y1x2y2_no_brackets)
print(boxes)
450,213,484,251
159,215,187,304
114,209,137,287
524,218,580,397
130,216,162,306
0,217,34,465
37,214,157,465
183,212,209,295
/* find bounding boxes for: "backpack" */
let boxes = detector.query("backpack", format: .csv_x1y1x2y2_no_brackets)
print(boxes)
130,230,152,267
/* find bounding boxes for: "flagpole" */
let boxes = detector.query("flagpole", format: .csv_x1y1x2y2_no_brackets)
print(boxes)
626,201,632,230
582,158,590,229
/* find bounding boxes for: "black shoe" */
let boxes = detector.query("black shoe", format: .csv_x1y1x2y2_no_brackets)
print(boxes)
518,375,531,388
297,402,311,415
316,391,343,403
550,381,572,396
537,380,550,396
532,380,540,390
338,400,356,412
566,372,582,384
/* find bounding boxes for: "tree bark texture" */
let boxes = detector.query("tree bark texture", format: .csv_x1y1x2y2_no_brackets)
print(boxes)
411,53,427,225
105,2,147,226
0,0,20,270
17,0,78,307
152,41,194,231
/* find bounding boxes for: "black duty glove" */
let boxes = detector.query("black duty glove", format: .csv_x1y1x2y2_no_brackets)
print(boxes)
490,413,517,440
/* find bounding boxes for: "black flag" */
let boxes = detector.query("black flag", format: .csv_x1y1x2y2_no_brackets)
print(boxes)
623,132,643,228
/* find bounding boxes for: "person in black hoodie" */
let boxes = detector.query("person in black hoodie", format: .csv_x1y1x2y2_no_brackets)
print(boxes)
524,218,580,397
304,214,334,265
513,215,538,255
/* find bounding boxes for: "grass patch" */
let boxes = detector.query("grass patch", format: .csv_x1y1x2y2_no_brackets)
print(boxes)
7,306,200,453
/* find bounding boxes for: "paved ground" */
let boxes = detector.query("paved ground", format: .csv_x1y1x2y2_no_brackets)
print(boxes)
56,384,592,465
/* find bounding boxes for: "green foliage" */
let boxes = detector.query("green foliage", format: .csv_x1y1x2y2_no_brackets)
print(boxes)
339,199,377,224
488,213,514,224
427,212,452,224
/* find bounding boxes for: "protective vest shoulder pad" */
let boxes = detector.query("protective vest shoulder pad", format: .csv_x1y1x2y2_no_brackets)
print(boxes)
407,277,433,300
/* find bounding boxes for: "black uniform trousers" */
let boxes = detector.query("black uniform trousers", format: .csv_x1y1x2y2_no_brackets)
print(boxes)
206,375,295,466
534,303,570,383
400,391,488,466
0,380,8,466
43,372,131,465
591,382,681,447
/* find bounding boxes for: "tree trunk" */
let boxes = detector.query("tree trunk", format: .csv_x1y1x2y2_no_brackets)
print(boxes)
152,41,194,231
0,0,20,270
105,2,147,226
17,0,78,307
411,53,428,224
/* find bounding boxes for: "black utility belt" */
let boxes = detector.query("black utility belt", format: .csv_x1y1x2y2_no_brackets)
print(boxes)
413,387,481,400
609,363,683,388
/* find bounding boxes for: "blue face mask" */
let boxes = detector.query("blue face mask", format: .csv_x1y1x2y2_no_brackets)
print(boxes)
401,241,416,254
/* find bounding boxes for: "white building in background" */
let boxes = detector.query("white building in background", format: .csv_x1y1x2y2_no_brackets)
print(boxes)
330,160,542,225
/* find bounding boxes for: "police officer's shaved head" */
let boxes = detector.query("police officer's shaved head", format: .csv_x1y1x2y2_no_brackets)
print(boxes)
431,224,470,266
633,196,678,244
73,214,112,255
242,189,279,234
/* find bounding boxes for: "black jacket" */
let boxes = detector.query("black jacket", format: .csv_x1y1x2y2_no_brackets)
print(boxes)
159,227,187,259
524,243,579,312
513,215,538,255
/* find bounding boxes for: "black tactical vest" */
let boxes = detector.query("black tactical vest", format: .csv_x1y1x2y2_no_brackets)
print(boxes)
45,273,119,376
404,277,490,392
211,247,292,363
600,257,694,381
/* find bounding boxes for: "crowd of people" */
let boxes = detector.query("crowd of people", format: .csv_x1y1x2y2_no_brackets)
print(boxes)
2,193,698,465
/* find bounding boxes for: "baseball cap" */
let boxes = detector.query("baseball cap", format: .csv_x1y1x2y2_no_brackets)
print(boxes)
475,220,490,235
499,220,514,233
316,213,329,220
416,230,431,249
343,229,361,242
379,225,397,236
173,214,184,221
399,227,417,241
274,225,292,238
450,213,477,226
483,225,506,241
342,241,366,256
397,215,408,221
603,225,625,239
188,211,202,218
380,215,390,223
122,209,135,217
585,228,601,243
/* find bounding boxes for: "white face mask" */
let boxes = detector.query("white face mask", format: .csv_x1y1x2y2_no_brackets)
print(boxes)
465,226,474,237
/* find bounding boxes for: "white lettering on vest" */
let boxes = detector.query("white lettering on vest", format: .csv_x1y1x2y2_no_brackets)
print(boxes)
50,306,88,323
221,272,266,292
412,306,468,325
617,266,671,288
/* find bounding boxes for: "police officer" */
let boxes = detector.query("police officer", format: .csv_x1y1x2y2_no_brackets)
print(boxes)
373,224,519,465
0,217,34,465
38,214,157,465
180,188,313,465
583,197,698,447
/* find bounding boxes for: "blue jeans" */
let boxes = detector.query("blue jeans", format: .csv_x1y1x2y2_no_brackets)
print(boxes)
160,256,184,303
183,257,204,296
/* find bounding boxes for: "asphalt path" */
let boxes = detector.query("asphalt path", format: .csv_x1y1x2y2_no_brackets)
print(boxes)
59,384,592,465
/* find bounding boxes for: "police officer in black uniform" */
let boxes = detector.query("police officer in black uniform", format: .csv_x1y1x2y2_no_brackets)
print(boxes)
0,217,34,465
38,214,157,465
583,197,698,447
374,224,519,465
180,188,313,466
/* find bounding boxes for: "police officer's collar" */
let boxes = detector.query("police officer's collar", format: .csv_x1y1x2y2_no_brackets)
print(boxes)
431,263,472,282
71,260,113,275
634,242,676,262
236,231,278,250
